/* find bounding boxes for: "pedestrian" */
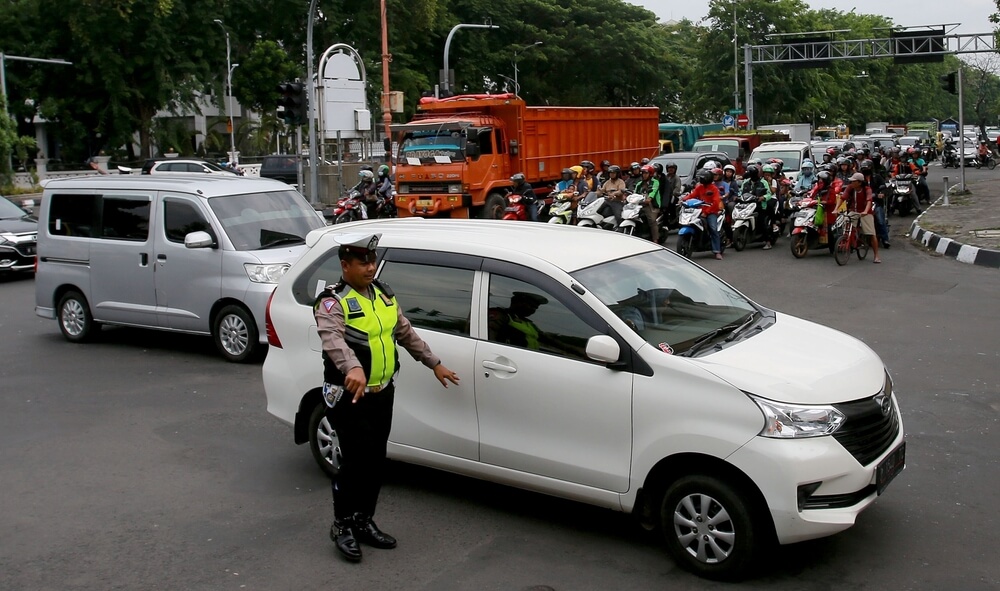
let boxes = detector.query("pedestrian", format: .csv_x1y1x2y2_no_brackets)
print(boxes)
315,233,460,563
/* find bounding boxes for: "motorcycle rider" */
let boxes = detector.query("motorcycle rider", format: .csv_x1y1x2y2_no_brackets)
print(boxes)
687,169,724,259
509,173,539,221
794,159,817,192
757,165,779,250
580,160,597,192
907,147,931,204
598,164,628,224
555,168,576,193
889,151,922,214
626,162,643,191
860,159,890,249
808,169,836,244
596,160,612,186
979,140,989,166
835,157,853,185
349,169,379,219
720,164,738,245
634,164,661,244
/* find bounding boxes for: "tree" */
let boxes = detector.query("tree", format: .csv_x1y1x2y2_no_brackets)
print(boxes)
231,41,301,113
0,95,38,187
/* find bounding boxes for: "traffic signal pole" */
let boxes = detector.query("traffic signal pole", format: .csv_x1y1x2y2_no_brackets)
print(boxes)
958,67,966,191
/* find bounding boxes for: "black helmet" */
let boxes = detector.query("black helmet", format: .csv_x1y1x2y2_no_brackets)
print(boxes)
816,170,832,183
652,162,664,174
665,160,677,170
581,160,595,171
510,173,526,184
630,162,641,171
561,168,573,179
608,165,621,175
640,157,650,165
859,159,874,173
695,169,713,185
600,159,611,168
743,164,760,180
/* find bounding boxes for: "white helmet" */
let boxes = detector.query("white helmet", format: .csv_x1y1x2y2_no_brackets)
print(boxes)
723,164,736,173
702,160,718,170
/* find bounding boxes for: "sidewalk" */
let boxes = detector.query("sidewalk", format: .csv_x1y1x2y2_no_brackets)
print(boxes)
908,178,1000,268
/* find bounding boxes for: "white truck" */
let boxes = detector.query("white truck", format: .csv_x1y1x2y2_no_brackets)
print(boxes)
758,123,812,143
866,122,889,134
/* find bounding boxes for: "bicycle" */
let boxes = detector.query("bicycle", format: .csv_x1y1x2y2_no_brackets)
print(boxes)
833,211,869,266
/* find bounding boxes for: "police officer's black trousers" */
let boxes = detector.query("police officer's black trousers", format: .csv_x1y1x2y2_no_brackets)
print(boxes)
326,383,395,521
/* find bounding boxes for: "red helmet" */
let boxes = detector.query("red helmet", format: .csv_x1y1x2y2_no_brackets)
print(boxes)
641,164,655,175
711,167,723,176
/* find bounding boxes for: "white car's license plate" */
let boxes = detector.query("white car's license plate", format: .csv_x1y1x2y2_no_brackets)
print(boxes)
876,441,905,495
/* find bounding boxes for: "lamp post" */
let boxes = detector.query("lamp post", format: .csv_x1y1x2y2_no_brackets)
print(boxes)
213,19,237,164
732,1,739,111
442,23,500,95
306,0,319,204
513,41,542,97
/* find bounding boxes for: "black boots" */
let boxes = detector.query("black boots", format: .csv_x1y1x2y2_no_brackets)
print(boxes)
331,514,397,562
352,513,397,549
331,518,362,562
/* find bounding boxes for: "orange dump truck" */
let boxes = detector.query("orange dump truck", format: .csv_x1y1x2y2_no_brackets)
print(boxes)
391,93,659,218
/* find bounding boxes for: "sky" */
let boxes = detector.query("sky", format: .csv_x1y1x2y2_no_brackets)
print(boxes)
632,0,996,35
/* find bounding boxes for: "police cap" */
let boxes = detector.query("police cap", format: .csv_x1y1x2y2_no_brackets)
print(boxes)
336,232,381,260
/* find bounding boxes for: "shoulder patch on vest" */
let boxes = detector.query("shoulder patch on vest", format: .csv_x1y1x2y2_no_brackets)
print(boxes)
323,299,335,312
346,298,362,313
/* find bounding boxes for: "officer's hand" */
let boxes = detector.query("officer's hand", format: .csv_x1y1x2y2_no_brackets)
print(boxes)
345,367,368,402
433,363,460,388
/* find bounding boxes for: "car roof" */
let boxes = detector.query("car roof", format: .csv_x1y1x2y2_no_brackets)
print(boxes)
41,174,295,197
307,218,658,273
752,141,810,150
653,151,727,159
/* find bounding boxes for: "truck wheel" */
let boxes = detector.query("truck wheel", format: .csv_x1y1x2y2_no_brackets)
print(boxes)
483,193,506,220
57,290,100,343
213,304,259,363
659,474,762,581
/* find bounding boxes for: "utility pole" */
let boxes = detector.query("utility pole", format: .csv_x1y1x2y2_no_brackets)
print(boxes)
213,20,237,164
306,0,319,204
512,42,542,97
958,67,966,191
733,1,740,111
379,0,392,161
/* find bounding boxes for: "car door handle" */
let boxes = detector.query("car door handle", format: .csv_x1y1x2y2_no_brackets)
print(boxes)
139,253,148,266
482,360,517,373
156,254,167,262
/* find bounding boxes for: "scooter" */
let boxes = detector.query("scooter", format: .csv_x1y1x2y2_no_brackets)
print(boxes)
886,174,915,217
576,192,618,230
371,190,398,219
730,192,761,251
502,193,531,221
789,197,835,258
675,198,725,258
617,192,661,240
332,190,367,224
546,189,577,225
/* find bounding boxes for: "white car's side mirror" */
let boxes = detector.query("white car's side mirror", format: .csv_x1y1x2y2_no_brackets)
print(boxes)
586,335,620,364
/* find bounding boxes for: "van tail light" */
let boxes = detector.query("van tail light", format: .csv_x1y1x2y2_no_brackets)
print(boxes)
265,289,282,348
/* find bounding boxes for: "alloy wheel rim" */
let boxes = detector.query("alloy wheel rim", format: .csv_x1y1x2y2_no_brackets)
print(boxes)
61,299,85,336
317,415,342,469
672,493,735,564
219,314,249,356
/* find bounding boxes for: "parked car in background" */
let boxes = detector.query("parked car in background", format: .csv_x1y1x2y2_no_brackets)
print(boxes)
259,154,301,185
263,219,906,581
0,197,37,274
141,158,238,176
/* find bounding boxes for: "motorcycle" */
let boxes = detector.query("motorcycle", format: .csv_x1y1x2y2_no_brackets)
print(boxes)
576,192,618,230
789,197,835,258
941,148,961,168
617,193,650,238
502,192,532,221
886,174,915,217
675,198,725,258
371,190,398,219
332,190,367,224
546,189,577,225
730,192,768,251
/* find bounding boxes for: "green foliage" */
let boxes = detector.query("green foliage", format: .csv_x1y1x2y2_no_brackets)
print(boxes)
232,41,301,112
0,95,38,185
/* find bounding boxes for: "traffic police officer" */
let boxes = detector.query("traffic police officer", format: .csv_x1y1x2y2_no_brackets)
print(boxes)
315,233,460,563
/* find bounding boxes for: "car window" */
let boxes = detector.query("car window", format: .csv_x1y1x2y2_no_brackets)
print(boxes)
100,196,150,241
163,197,212,243
185,163,205,173
48,194,98,237
486,274,598,361
377,261,474,336
207,189,324,251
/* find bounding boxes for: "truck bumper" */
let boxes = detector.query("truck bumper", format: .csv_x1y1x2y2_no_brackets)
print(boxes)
396,194,472,218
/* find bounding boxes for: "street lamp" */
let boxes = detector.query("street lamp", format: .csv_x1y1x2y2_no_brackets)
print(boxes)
213,19,237,164
513,41,542,97
442,23,500,96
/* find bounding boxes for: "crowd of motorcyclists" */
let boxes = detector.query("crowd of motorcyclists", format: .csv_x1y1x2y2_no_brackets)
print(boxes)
500,140,947,261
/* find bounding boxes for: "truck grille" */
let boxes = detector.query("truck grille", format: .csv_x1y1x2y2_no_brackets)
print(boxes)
403,183,450,194
832,393,899,467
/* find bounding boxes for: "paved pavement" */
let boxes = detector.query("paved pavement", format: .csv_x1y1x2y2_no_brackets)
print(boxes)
909,173,1000,268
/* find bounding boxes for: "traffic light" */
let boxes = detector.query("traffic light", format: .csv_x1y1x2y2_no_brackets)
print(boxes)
940,72,957,95
277,82,307,126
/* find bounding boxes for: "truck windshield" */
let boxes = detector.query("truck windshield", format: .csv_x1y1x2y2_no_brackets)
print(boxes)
208,189,324,251
399,129,465,162
572,249,759,355
692,140,738,160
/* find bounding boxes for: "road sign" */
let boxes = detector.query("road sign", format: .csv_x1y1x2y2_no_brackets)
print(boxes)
729,109,744,115
723,115,736,127
737,113,750,128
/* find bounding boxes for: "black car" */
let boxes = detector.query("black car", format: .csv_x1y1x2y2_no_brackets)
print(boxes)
0,197,38,274
650,151,733,192
259,154,300,185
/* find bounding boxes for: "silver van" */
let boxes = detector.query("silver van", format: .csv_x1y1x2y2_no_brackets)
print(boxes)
34,175,325,362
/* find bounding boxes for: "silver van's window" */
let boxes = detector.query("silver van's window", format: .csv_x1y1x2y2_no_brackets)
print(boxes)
48,194,98,237
572,250,757,354
100,196,150,241
207,189,324,251
164,199,212,243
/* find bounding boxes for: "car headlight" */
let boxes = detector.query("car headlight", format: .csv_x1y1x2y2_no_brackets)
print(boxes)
747,394,846,438
244,263,290,284
398,184,410,194
0,233,13,246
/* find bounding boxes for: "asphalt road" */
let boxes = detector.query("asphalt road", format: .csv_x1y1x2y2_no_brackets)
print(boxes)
2,166,998,590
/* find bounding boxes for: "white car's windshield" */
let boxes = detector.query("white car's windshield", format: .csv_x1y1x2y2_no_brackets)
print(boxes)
572,250,758,354
750,150,804,171
209,190,324,251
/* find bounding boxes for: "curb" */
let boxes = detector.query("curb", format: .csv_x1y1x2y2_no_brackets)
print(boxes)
909,205,1000,269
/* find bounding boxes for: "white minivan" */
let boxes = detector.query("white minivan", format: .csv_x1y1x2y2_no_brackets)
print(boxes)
748,141,814,182
34,175,325,361
262,219,905,580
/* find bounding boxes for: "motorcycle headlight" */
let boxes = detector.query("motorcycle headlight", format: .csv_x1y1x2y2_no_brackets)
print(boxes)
244,263,290,284
747,394,846,438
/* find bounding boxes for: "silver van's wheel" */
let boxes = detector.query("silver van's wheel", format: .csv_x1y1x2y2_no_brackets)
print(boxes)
308,402,341,477
57,291,99,342
660,474,760,580
213,304,259,363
